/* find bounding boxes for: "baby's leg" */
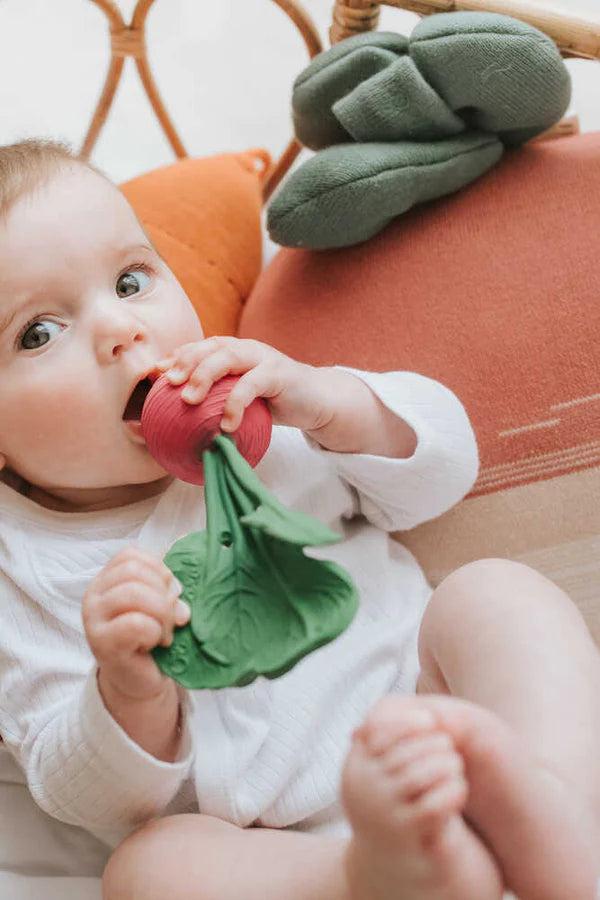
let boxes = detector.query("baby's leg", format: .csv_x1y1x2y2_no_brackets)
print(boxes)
103,813,351,900
105,560,600,900
344,559,600,900
104,780,502,900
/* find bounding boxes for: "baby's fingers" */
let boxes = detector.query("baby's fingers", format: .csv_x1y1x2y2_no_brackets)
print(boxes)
94,615,168,697
159,337,270,403
85,582,189,649
221,364,280,432
180,348,248,403
159,338,228,386
97,559,181,601
94,611,164,658
96,545,176,588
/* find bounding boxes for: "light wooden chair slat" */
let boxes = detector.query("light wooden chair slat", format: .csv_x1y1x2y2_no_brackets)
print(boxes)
330,0,600,59
82,0,323,200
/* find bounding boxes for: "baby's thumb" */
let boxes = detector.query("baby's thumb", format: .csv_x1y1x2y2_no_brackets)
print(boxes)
175,599,191,626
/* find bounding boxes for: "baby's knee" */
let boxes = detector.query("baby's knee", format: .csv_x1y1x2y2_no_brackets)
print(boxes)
419,557,584,657
102,814,202,900
428,557,569,617
422,559,516,637
436,558,541,597
103,818,169,899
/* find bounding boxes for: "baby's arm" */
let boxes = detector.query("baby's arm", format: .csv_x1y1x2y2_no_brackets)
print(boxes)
302,366,479,532
302,366,419,459
155,338,478,531
0,556,194,835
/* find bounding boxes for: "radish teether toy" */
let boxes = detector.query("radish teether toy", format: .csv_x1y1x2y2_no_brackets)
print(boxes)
138,369,359,690
141,373,272,484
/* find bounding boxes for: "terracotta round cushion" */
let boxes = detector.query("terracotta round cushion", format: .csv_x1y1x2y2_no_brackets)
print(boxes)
239,131,600,645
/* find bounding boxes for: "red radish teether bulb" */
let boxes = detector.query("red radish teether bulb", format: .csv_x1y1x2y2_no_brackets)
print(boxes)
141,374,272,485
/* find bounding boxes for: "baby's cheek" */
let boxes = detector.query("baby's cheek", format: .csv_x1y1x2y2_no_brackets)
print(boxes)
172,291,204,345
2,391,95,482
30,369,107,439
35,393,102,455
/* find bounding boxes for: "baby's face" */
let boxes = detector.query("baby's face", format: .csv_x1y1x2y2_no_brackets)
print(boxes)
0,165,204,509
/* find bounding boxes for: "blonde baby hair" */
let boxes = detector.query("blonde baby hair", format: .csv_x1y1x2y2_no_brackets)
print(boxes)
0,139,96,220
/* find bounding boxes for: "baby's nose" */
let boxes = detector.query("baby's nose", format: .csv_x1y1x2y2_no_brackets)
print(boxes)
94,314,148,361
110,330,146,358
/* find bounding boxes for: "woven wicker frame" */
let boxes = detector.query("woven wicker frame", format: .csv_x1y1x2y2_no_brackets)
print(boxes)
330,0,600,57
83,0,322,201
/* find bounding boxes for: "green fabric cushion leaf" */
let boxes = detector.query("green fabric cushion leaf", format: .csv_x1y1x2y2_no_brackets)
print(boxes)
268,11,571,249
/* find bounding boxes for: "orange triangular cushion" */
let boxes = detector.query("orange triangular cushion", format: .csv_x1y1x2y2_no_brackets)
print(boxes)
122,150,269,337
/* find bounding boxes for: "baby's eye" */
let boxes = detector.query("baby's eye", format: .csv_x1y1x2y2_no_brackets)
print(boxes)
19,320,62,351
116,269,150,298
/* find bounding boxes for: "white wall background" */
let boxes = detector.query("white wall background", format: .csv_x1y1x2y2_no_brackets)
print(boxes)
0,0,596,183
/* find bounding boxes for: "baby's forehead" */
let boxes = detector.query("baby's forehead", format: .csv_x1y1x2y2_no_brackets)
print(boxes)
0,168,150,291
6,166,145,250
41,164,137,220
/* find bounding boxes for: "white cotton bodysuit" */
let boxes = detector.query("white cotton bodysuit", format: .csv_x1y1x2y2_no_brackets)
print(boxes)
0,368,478,850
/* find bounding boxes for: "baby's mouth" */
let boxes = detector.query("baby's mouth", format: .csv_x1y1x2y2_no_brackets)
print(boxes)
123,377,154,422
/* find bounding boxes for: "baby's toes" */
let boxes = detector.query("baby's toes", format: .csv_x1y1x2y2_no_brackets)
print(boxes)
341,736,391,827
383,731,455,774
402,756,469,835
358,698,438,755
395,749,464,802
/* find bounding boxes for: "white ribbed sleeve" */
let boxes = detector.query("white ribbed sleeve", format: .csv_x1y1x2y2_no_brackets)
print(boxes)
0,571,193,833
305,367,479,531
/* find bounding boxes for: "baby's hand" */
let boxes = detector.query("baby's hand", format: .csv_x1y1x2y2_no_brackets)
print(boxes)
154,337,338,435
82,546,191,702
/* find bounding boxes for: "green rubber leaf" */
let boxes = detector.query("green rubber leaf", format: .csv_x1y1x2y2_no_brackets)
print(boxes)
152,435,359,689
216,433,340,546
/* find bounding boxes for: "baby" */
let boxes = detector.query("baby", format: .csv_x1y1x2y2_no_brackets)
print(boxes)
0,139,598,900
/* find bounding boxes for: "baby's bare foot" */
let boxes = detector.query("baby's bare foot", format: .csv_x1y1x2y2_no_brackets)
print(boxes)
341,705,503,900
344,695,600,900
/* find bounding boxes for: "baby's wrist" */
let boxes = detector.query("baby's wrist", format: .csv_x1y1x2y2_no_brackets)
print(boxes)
306,369,417,459
304,369,381,454
97,669,182,762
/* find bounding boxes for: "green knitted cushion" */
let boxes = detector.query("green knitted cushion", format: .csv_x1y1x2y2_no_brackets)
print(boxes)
268,12,570,250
